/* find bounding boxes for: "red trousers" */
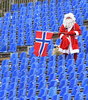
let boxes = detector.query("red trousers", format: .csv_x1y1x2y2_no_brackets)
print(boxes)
64,53,77,61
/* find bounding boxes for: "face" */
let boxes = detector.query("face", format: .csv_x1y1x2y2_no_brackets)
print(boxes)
66,17,71,19
64,17,73,28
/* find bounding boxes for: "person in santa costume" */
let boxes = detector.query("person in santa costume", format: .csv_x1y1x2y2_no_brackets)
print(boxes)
58,13,81,61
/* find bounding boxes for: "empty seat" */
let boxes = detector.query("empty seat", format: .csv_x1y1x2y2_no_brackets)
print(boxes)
83,85,88,96
19,52,27,61
27,81,36,91
51,95,60,100
27,88,36,99
81,78,88,89
38,88,47,98
58,72,66,81
74,92,83,100
10,53,18,62
60,86,69,97
71,86,80,97
68,72,77,82
48,80,57,89
58,79,67,90
69,78,77,90
63,93,71,100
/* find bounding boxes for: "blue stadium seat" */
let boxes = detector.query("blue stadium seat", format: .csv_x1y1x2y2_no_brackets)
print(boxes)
47,67,55,76
27,88,36,99
37,68,45,76
48,73,56,83
66,59,74,68
47,61,56,69
51,24,59,32
57,60,65,68
51,95,60,100
26,36,34,46
1,77,9,86
1,83,8,90
59,19,63,27
85,93,88,100
11,64,18,72
19,69,28,78
57,65,65,75
10,77,18,84
48,87,57,98
8,83,17,91
12,70,19,78
57,54,65,61
19,3,25,10
67,65,75,75
17,89,26,98
10,53,18,62
55,38,61,46
60,86,69,97
11,58,19,65
11,4,18,11
78,71,87,82
30,96,37,100
9,43,17,52
48,80,57,89
19,52,27,61
58,72,66,81
28,68,36,77
58,79,67,90
81,78,88,89
28,75,36,82
27,81,36,91
37,74,46,84
37,80,47,90
76,58,84,67
74,92,83,100
71,86,80,97
69,78,77,90
8,89,16,99
82,31,88,39
0,90,6,99
41,95,49,100
68,72,77,82
76,17,83,26
38,88,47,98
30,57,38,66
0,39,7,52
30,62,38,69
77,64,85,74
83,85,88,96
63,93,71,100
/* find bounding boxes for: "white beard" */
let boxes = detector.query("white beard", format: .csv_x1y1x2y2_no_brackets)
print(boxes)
63,19,75,29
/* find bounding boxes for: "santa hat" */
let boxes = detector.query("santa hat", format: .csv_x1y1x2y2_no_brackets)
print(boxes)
63,13,76,23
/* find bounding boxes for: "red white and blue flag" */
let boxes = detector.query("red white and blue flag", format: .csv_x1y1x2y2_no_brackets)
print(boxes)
33,31,53,57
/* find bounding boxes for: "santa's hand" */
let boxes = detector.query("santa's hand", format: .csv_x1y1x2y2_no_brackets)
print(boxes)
68,31,76,36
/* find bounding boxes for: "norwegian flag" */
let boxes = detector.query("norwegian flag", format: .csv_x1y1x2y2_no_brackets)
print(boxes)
33,31,53,57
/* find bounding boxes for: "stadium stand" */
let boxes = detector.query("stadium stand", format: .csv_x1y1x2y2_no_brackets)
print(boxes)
0,0,88,100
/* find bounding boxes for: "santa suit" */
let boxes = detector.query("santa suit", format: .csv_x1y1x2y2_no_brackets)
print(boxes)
58,23,81,55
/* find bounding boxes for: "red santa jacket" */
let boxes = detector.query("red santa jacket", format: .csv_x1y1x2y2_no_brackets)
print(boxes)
58,23,81,54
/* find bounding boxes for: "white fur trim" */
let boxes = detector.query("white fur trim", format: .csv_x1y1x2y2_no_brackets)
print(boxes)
59,48,70,54
68,26,73,32
60,34,64,39
59,47,79,54
74,31,79,36
70,49,79,54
